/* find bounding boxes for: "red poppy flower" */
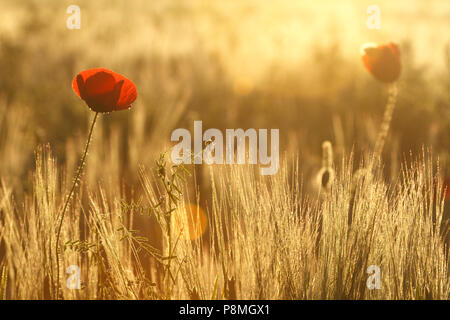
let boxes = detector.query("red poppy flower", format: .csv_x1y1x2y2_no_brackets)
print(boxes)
72,68,137,112
361,42,401,83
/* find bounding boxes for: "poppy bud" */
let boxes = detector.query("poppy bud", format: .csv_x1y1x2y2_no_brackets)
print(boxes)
361,42,401,83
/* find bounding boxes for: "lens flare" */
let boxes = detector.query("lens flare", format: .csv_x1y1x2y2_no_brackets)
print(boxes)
171,204,208,240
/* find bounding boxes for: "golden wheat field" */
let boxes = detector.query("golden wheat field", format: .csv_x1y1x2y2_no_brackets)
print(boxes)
0,0,449,301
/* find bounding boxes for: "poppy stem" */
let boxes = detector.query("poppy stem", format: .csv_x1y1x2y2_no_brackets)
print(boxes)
55,111,99,298
372,83,398,167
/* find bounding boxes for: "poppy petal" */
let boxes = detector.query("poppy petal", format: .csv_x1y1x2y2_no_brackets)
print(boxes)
116,79,137,109
84,71,116,97
72,68,137,113
361,42,401,83
73,74,85,99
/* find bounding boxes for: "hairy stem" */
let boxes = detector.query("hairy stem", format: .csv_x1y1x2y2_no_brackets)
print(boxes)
55,111,99,298
372,83,398,168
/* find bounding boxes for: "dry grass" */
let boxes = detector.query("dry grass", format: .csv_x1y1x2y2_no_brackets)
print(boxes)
0,145,448,299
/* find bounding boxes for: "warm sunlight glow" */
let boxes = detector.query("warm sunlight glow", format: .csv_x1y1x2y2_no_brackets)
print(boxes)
171,204,208,240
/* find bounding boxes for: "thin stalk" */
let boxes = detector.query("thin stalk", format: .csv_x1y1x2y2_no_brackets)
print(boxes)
55,111,99,298
163,181,174,300
371,83,398,169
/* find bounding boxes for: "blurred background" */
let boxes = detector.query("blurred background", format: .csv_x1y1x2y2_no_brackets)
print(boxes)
0,0,449,194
